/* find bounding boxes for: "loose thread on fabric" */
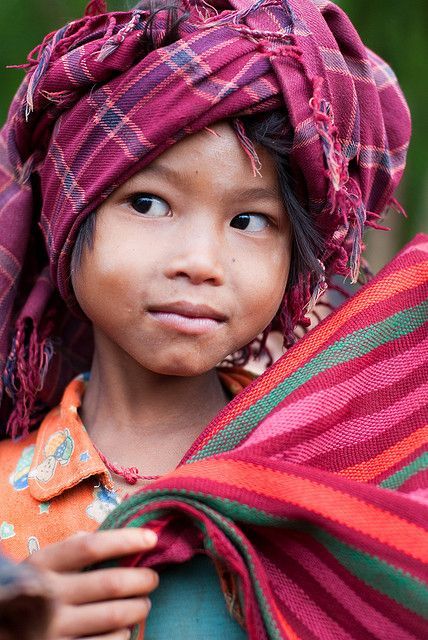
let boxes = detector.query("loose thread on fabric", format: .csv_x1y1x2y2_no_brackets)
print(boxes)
229,24,292,42
388,196,408,219
278,282,311,349
194,0,270,28
233,119,262,178
3,320,54,438
94,15,118,61
204,126,221,137
96,12,143,62
93,445,161,484
192,0,219,23
25,25,69,119
17,152,37,185
364,197,407,233
85,0,108,17
40,89,76,106
306,259,327,312
310,76,366,283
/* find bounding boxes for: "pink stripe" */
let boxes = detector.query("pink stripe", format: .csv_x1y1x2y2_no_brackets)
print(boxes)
262,554,355,640
280,380,428,464
282,538,418,640
407,488,428,506
241,335,428,449
399,241,428,258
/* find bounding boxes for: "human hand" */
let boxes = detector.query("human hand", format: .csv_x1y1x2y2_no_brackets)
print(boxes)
26,528,159,640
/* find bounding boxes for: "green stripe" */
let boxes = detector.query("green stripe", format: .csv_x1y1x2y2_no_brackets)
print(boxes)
101,487,287,529
314,529,428,619
380,452,428,490
190,300,428,461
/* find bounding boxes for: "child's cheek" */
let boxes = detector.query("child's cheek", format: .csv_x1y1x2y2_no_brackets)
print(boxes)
245,239,290,302
231,241,290,348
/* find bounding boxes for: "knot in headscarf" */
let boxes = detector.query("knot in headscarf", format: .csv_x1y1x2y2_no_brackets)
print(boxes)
0,0,411,436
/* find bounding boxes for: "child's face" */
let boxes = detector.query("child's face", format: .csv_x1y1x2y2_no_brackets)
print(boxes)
73,122,291,377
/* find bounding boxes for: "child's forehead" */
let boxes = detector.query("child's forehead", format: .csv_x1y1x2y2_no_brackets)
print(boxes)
116,121,281,197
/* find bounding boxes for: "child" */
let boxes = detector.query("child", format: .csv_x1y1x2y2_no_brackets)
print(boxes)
0,0,426,639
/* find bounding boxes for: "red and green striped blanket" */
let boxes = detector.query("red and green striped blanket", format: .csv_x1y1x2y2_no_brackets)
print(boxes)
101,234,428,639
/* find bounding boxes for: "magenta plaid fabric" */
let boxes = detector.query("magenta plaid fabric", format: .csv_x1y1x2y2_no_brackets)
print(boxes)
0,0,411,436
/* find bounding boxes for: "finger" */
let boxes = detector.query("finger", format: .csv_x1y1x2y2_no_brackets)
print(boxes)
28,529,157,572
53,567,159,604
53,598,151,637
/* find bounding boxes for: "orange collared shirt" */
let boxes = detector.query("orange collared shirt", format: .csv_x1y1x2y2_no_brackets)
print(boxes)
0,368,255,561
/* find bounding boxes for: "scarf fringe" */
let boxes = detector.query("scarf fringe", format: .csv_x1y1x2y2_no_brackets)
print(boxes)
96,12,143,62
85,0,108,17
195,0,270,28
3,320,54,439
310,76,366,283
25,25,69,120
233,119,262,177
306,259,327,312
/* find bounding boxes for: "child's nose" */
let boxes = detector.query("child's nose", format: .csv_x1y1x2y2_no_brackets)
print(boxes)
164,225,225,286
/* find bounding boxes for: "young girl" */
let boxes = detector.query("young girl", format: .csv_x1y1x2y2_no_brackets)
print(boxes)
0,1,426,639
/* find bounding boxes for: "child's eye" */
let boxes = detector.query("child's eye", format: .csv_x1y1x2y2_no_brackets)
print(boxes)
129,193,170,217
230,213,270,232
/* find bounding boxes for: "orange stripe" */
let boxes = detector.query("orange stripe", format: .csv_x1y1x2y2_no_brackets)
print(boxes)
167,459,428,563
339,424,428,482
271,598,302,640
206,260,428,435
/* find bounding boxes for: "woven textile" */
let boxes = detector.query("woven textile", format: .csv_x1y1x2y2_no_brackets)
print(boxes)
0,0,411,436
101,235,428,640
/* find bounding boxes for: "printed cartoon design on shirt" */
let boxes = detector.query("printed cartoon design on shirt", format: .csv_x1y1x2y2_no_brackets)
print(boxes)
28,429,74,483
86,484,120,524
0,521,15,540
27,536,40,555
39,501,50,515
9,444,35,491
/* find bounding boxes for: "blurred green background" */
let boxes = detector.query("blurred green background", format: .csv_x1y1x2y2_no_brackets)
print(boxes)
1,1,426,270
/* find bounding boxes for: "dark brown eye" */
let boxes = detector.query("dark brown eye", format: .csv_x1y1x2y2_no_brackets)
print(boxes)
130,193,170,217
230,213,269,231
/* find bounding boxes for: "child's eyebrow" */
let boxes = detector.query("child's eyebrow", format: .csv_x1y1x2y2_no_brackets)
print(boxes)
224,186,282,203
130,164,282,201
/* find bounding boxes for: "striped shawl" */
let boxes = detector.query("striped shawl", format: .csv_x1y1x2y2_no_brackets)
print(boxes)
101,235,428,640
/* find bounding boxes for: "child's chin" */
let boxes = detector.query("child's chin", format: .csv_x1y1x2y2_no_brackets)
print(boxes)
148,355,220,378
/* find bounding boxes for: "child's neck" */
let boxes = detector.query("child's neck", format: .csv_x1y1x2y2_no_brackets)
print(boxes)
80,338,229,480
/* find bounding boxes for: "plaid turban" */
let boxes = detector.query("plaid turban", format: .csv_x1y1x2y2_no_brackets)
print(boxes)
0,0,411,436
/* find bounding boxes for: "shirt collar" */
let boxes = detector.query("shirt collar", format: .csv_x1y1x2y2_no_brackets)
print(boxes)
27,367,255,502
28,375,113,502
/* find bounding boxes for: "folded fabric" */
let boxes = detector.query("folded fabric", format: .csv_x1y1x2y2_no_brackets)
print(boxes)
101,234,428,640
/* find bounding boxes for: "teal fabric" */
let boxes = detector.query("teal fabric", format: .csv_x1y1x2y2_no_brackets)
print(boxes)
144,555,247,639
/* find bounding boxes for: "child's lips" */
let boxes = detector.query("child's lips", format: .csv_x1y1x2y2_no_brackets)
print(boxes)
147,301,227,335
